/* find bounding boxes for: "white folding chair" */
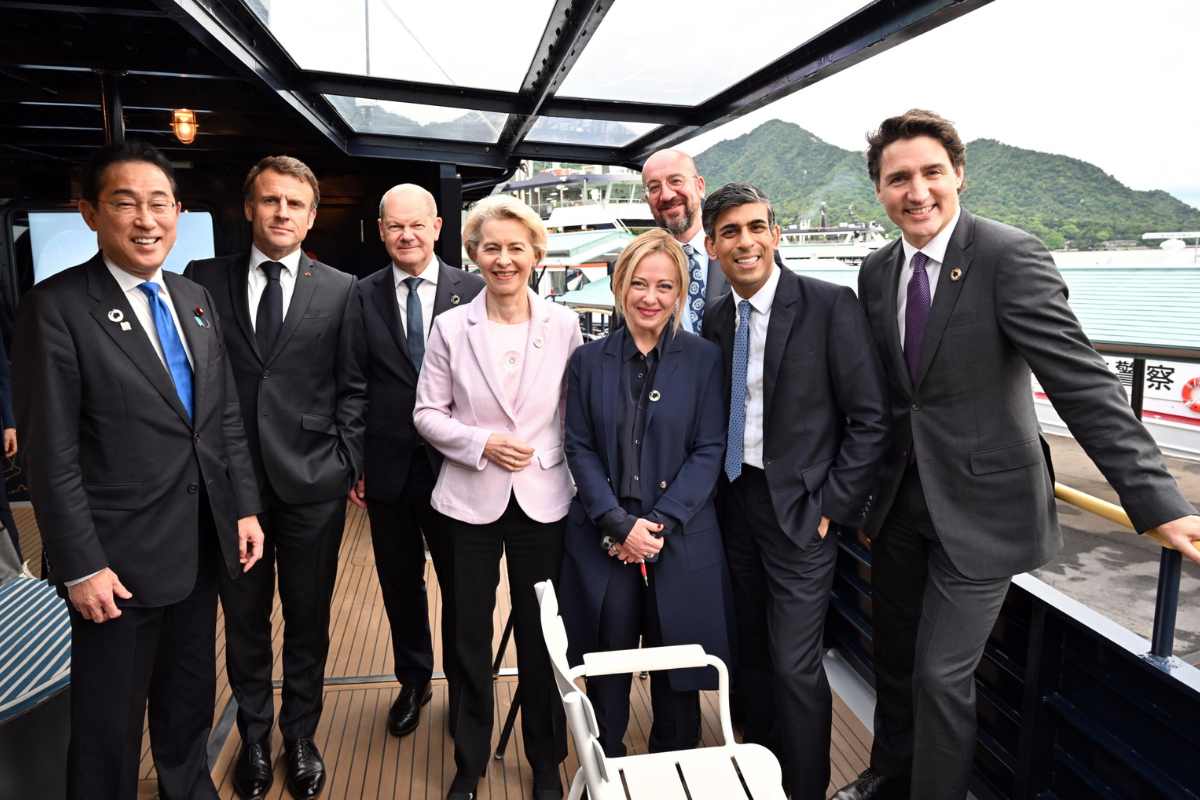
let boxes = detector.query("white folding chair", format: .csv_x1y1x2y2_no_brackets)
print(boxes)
535,580,786,800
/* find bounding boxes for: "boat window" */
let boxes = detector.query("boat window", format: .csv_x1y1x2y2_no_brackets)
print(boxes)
555,0,871,105
246,0,555,93
526,118,659,148
324,96,508,143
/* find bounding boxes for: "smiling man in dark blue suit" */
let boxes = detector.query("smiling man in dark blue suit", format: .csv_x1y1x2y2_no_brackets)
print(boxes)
701,183,889,800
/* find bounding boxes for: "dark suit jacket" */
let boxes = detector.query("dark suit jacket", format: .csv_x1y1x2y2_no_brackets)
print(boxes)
703,266,889,546
857,210,1195,578
353,258,485,502
560,327,730,690
0,333,13,429
13,254,261,606
184,252,365,504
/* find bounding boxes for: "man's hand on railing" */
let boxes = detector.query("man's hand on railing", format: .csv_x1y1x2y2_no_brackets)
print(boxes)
1157,515,1200,565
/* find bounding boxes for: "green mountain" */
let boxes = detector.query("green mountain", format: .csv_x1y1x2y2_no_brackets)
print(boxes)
694,120,1200,249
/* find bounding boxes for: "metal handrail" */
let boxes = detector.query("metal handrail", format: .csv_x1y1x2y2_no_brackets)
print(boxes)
1052,482,1176,549
1051,480,1191,660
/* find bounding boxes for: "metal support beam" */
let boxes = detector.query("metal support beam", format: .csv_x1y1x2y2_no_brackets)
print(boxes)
1151,549,1182,659
150,0,348,152
496,0,611,155
623,0,996,162
435,163,463,267
98,70,124,144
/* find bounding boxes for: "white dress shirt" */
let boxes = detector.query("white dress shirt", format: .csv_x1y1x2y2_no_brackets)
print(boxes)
679,229,709,334
247,245,300,329
731,264,782,470
896,207,960,346
104,258,193,369
394,255,439,343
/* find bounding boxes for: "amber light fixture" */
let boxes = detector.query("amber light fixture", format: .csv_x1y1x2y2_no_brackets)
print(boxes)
171,108,198,144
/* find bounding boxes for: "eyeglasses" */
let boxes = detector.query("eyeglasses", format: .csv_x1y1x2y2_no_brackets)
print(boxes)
644,174,697,196
104,199,177,218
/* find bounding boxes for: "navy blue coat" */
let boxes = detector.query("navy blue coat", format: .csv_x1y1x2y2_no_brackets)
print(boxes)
560,326,732,691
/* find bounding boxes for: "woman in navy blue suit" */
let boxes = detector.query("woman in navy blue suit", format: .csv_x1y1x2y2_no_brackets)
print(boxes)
560,229,731,757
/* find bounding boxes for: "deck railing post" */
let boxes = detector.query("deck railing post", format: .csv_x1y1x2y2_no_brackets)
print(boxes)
1151,549,1182,659
1126,356,1181,661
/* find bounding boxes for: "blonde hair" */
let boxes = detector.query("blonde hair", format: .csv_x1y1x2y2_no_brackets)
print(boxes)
611,229,690,332
463,194,547,262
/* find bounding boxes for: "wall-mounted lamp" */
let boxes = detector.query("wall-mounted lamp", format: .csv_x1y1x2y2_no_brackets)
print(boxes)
171,108,198,144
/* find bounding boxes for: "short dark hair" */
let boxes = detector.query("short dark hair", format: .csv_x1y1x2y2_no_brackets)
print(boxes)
701,182,776,238
243,155,320,208
866,109,966,189
82,140,177,204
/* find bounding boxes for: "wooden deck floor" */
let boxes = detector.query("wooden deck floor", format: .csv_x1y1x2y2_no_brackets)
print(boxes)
12,503,871,798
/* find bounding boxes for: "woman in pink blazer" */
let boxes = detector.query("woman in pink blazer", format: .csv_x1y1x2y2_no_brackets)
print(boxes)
414,194,582,800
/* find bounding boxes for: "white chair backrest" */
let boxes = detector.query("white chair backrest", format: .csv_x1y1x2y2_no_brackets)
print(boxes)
536,580,619,800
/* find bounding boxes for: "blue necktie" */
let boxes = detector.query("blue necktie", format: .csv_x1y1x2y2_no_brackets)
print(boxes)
138,281,193,420
904,251,932,381
724,299,752,482
684,244,706,332
404,276,425,372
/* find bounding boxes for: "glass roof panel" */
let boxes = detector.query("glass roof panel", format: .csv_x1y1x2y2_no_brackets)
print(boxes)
557,0,872,105
246,0,555,92
324,96,508,143
525,117,659,147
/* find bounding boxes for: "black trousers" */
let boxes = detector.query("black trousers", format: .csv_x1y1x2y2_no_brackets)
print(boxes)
721,466,837,800
447,495,567,782
0,471,19,561
587,537,700,757
367,452,459,717
869,463,1010,800
218,489,345,744
67,524,219,800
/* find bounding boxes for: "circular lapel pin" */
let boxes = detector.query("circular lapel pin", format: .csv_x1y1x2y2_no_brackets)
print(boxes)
107,308,124,323
648,389,661,402
533,337,544,349
450,294,461,305
949,267,963,282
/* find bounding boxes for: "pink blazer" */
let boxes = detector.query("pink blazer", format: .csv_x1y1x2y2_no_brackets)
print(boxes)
414,288,583,524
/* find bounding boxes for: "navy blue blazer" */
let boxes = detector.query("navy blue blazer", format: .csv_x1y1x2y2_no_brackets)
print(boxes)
560,326,731,691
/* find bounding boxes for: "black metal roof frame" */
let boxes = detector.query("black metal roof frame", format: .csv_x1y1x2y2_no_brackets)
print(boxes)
154,0,993,172
1,0,994,191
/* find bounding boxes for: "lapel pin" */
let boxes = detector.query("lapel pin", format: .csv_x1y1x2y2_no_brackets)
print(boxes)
532,336,544,349
648,389,662,402
107,308,124,323
450,294,461,305
193,306,209,328
949,267,963,282
120,321,132,331
303,270,312,278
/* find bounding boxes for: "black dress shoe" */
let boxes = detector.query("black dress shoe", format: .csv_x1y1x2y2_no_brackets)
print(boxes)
232,739,273,799
446,771,478,800
832,768,909,800
387,681,433,737
532,768,563,799
285,738,326,799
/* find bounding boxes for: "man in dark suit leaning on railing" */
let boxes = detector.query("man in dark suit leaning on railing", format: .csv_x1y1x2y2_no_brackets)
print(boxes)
834,109,1200,800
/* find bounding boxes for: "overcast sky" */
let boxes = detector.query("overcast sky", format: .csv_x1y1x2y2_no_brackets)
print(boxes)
263,0,1199,209
678,0,1200,210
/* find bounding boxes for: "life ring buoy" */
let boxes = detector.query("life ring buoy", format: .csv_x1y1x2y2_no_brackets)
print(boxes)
1183,377,1200,414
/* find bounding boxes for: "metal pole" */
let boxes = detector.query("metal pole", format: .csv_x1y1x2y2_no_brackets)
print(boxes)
99,71,126,144
1151,549,1182,659
1129,356,1181,660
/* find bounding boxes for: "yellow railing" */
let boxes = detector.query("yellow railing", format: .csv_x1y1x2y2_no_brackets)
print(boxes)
1053,482,1174,549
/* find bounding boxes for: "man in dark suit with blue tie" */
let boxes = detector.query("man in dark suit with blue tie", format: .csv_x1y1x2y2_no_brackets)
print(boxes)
186,156,365,799
13,141,265,799
835,109,1200,800
348,184,484,741
701,182,889,800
